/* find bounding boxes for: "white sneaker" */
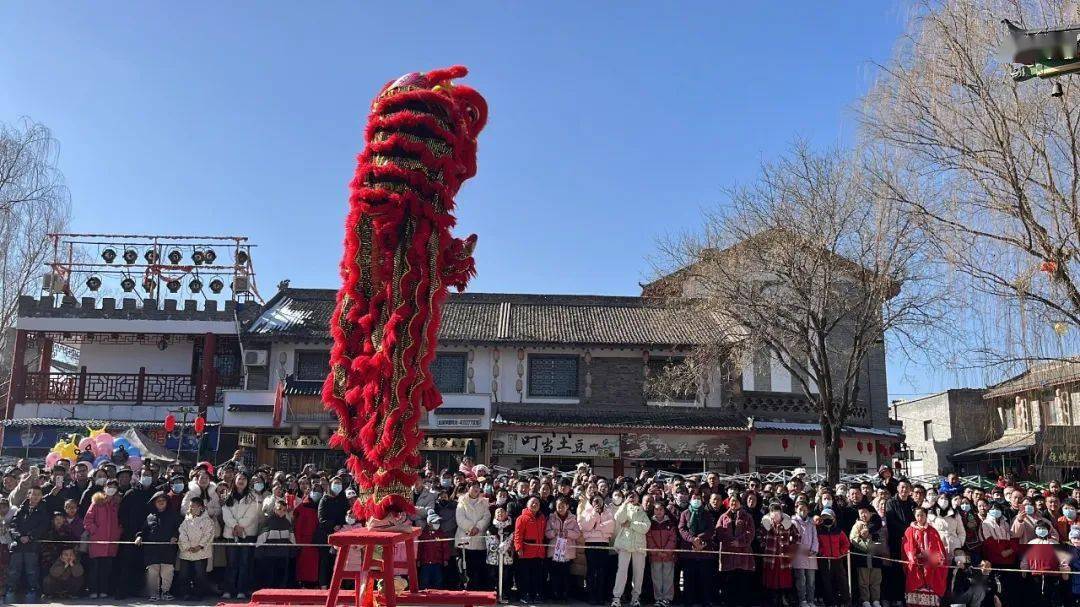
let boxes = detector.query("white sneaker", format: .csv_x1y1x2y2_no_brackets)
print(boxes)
872,602,882,607
238,593,248,599
863,603,872,607
611,599,622,607
222,593,233,599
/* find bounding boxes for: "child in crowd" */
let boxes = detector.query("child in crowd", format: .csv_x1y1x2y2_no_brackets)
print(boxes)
1019,519,1067,606
256,499,297,589
82,480,121,599
42,547,83,599
849,504,886,607
645,501,676,607
791,502,819,607
177,496,216,600
420,511,451,590
816,508,851,607
485,508,514,597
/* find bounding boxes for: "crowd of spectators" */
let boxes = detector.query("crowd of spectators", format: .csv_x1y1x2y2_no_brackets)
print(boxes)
0,454,1078,607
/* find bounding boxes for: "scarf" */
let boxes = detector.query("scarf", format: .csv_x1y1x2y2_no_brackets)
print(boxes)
688,503,707,535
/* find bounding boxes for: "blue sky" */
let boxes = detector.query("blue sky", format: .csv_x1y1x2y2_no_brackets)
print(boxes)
0,2,957,398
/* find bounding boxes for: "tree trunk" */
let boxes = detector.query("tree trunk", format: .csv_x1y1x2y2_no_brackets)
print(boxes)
822,418,842,484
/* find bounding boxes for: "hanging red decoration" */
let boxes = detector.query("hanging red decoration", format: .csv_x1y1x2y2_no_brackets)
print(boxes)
782,438,789,450
193,416,206,435
809,439,817,449
857,442,864,452
164,414,176,433
1041,260,1058,274
839,439,845,449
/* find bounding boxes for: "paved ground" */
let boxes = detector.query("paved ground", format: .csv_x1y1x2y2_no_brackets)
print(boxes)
17,602,591,607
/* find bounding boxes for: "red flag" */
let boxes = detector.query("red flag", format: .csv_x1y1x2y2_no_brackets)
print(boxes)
271,380,285,428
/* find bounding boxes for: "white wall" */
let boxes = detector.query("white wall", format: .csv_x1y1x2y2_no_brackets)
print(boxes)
79,342,194,374
749,433,882,475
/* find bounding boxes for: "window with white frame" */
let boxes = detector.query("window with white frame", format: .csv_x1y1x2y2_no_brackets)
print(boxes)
527,354,579,398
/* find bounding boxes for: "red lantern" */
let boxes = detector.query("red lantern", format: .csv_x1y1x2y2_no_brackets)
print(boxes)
809,439,817,449
194,416,206,435
782,438,789,450
857,442,864,453
839,439,845,449
164,414,176,432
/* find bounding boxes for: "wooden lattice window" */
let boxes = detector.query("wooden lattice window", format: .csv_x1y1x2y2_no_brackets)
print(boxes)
431,352,467,394
528,354,579,398
295,350,330,381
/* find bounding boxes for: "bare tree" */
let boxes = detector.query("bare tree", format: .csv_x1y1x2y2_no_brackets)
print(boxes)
0,118,70,397
862,0,1080,377
652,143,945,483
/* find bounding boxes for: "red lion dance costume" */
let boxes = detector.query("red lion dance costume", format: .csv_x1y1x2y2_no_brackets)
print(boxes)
323,66,487,520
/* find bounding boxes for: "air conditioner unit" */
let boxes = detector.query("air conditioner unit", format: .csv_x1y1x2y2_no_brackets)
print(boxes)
42,272,66,294
244,349,268,366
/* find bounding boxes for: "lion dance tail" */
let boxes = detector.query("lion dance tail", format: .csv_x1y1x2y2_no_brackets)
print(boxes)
322,66,487,519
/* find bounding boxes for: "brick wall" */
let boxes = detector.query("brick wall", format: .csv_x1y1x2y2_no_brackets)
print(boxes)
588,356,645,407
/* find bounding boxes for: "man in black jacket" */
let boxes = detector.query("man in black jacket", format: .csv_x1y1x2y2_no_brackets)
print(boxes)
316,475,348,587
115,469,155,599
6,486,50,603
884,481,916,606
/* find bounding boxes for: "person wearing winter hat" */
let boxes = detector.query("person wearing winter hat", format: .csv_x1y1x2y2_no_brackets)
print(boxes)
418,511,451,589
486,507,515,599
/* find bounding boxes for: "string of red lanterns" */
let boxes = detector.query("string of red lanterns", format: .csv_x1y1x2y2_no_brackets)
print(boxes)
772,436,903,455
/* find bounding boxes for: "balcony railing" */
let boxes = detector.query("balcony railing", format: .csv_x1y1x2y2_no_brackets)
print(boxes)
23,368,241,405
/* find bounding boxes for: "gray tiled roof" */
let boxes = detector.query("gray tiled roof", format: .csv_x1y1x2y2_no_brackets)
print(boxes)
493,402,749,431
245,288,720,347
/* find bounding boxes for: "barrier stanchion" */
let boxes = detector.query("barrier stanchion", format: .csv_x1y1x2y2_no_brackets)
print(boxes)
846,552,852,599
497,551,505,604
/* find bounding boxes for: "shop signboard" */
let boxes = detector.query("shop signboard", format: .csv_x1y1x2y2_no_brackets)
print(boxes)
492,431,619,458
622,432,744,462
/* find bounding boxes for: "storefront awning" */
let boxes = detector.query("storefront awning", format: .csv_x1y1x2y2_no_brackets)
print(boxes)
952,433,1037,459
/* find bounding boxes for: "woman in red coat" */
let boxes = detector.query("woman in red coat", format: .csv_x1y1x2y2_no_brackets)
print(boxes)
293,491,322,587
901,507,947,605
513,497,546,603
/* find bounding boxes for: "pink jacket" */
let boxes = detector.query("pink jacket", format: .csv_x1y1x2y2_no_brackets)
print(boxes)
545,512,582,560
579,505,615,544
83,496,121,558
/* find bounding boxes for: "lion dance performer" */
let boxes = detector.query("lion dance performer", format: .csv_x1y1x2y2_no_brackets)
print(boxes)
322,65,487,522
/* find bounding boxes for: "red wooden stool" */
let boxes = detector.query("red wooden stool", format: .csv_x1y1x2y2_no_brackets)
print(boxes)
326,527,420,607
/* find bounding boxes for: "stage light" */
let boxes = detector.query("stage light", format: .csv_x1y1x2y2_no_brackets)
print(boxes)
101,249,117,264
236,249,250,265
86,276,102,291
120,277,136,292
209,278,224,294
142,278,156,293
144,250,159,264
203,249,217,264
167,250,183,265
166,279,181,293
123,249,138,264
192,250,205,265
189,278,203,293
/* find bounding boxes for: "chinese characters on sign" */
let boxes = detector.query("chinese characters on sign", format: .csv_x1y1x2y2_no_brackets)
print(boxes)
621,432,743,462
492,432,619,457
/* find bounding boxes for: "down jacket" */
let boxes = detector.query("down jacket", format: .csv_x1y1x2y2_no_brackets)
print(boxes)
83,495,121,559
612,502,651,554
928,512,965,554
455,495,492,551
645,514,678,563
545,512,582,560
514,508,547,559
579,504,615,544
178,511,216,561
222,492,262,540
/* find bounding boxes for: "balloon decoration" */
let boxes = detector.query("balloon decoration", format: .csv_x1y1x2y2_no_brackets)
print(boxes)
45,427,147,473
839,439,845,449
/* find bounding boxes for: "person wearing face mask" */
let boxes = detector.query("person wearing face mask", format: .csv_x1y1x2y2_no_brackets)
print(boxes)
183,470,221,524
715,494,756,607
418,511,451,590
315,475,348,589
901,508,947,605
884,481,917,606
790,502,819,607
578,494,613,605
78,468,109,517
292,483,321,588
1056,498,1080,541
759,502,799,605
1013,497,1059,544
610,491,649,607
927,496,965,556
1064,528,1080,605
83,479,121,598
955,498,981,556
456,481,492,591
115,469,156,599
1019,519,1066,602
